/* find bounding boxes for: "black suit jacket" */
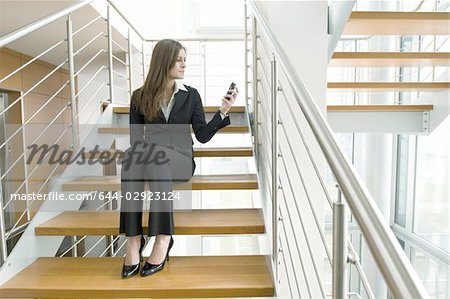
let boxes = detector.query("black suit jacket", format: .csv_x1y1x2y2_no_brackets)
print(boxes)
128,85,231,166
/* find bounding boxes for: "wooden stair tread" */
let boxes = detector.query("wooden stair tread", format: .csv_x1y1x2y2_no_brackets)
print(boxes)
81,147,253,159
343,11,450,35
327,105,433,112
98,125,249,134
330,52,450,67
113,106,245,114
35,209,264,236
327,82,450,90
61,174,258,191
0,256,274,298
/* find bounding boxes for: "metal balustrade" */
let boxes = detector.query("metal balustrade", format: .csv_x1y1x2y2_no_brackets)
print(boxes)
245,1,430,298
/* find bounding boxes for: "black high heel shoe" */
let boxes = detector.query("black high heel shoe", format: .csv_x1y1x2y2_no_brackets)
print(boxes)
140,235,174,277
121,235,146,279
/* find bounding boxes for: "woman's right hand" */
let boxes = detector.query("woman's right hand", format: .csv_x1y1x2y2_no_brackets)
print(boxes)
220,86,239,115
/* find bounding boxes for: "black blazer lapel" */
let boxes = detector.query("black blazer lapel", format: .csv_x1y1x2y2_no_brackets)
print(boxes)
168,88,189,122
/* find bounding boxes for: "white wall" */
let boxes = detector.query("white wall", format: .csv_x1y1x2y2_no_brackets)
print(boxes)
255,1,328,113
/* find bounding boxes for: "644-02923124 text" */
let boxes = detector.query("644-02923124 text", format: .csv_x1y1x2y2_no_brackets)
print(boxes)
10,191,181,202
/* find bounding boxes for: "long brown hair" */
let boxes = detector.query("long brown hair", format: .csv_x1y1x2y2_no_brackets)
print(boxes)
133,39,186,121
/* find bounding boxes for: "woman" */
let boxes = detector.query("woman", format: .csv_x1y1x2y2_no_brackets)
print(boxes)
119,39,238,278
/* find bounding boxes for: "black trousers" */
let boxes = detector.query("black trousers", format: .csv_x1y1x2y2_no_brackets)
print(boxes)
119,144,194,237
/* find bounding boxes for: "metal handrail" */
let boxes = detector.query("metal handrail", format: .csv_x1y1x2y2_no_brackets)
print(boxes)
0,0,95,47
248,1,429,298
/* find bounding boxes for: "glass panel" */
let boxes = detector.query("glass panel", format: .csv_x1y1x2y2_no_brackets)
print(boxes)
414,118,449,252
411,247,449,299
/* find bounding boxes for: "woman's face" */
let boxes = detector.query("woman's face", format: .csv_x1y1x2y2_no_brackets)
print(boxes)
168,48,186,80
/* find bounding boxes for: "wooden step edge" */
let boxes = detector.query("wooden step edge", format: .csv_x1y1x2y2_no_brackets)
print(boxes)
332,52,450,59
35,209,265,236
98,125,249,134
327,105,434,112
61,174,259,192
113,106,245,114
349,11,450,21
330,52,450,67
0,256,274,298
344,12,450,35
78,147,253,159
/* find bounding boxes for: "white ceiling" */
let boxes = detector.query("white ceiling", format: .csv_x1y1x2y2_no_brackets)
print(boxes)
0,0,243,68
0,1,128,68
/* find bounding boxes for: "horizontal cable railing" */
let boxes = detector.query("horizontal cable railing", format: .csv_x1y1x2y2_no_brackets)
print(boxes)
0,0,147,265
246,1,429,298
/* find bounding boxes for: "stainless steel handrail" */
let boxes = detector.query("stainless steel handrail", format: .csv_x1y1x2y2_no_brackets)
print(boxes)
0,0,95,48
248,1,429,298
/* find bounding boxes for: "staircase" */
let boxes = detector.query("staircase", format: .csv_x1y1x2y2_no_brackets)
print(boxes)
0,0,447,298
0,105,275,298
328,9,450,134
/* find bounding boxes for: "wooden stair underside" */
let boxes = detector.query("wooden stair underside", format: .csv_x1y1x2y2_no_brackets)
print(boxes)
327,82,450,91
35,209,265,236
0,256,274,298
330,52,450,67
61,174,258,192
327,104,433,112
343,11,450,35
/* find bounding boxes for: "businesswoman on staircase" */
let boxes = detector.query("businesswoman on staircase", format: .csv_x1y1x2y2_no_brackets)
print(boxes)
119,39,238,278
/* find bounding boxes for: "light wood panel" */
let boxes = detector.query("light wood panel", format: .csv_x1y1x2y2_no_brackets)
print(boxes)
80,147,253,159
61,174,258,192
327,105,434,112
35,209,264,236
327,82,450,91
113,106,245,114
343,11,450,35
0,50,22,91
0,256,274,298
330,52,450,67
98,124,249,134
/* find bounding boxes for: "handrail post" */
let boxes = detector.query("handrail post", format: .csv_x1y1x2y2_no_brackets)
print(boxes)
141,41,146,83
333,185,348,299
72,236,78,257
107,193,115,256
271,53,279,284
244,1,249,119
0,176,7,264
66,14,79,151
107,3,115,104
251,16,259,162
127,27,133,97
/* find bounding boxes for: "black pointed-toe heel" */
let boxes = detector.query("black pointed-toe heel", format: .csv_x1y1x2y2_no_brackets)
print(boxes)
140,235,174,277
121,235,146,279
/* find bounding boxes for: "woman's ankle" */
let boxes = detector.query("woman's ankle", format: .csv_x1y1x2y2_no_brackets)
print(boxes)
155,234,170,244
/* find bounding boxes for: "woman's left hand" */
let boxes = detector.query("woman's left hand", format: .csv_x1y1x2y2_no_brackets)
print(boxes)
220,86,239,115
